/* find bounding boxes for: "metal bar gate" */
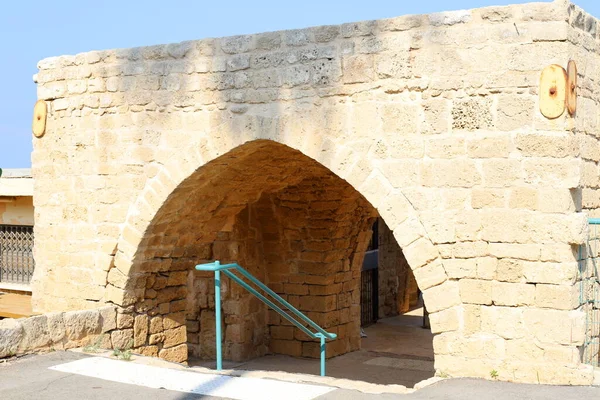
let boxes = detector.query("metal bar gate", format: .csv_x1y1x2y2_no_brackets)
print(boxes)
579,218,600,367
0,225,35,284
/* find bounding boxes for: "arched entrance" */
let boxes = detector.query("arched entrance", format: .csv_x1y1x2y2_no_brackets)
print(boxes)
105,140,436,383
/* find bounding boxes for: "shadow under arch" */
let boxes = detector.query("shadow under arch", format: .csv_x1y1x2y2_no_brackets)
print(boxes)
105,139,445,366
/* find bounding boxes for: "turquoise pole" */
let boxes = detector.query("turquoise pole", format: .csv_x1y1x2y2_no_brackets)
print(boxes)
320,335,326,377
215,262,222,371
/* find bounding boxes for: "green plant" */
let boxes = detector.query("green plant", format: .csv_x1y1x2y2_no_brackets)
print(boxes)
437,370,449,378
112,338,134,361
490,370,499,379
83,335,105,354
120,349,133,361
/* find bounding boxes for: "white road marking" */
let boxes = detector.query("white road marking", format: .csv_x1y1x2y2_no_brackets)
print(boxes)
50,356,334,400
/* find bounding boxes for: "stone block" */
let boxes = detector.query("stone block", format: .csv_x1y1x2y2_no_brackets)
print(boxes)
429,306,460,334
481,159,521,188
163,312,186,330
149,316,163,334
523,309,585,345
342,55,374,83
451,97,492,130
523,159,581,188
423,281,460,313
496,95,534,131
444,259,477,279
451,241,489,258
117,313,134,329
463,304,482,335
111,329,134,349
515,133,576,158
412,259,447,290
64,310,101,340
426,137,465,159
134,314,149,347
471,189,506,209
505,339,543,361
491,282,535,306
186,320,199,333
225,324,245,344
159,344,188,363
298,295,337,312
18,315,51,351
380,103,419,134
375,51,410,79
47,312,66,343
422,98,449,134
459,279,492,305
421,159,481,188
476,257,498,280
137,345,159,357
523,262,578,285
271,339,302,357
467,136,511,158
170,299,187,312
0,319,23,357
163,325,187,348
402,237,438,269
537,188,577,213
509,187,538,209
99,306,117,333
495,259,524,283
488,243,540,261
270,326,295,340
481,306,525,339
167,271,188,287
534,284,578,310
543,344,580,364
149,332,165,346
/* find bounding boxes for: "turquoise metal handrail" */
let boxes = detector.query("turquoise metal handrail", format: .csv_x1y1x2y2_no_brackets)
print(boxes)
195,260,337,376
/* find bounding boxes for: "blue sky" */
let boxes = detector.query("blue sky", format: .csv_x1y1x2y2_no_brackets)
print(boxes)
0,0,596,168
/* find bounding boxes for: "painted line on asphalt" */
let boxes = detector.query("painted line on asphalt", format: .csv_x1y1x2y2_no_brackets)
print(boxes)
50,356,335,400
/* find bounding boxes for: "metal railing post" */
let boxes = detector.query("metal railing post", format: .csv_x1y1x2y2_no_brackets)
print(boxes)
320,335,326,377
214,261,222,371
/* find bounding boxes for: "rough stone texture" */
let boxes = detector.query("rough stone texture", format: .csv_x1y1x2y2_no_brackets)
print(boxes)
18,315,51,351
28,0,597,385
185,169,374,361
0,306,122,357
0,319,23,357
99,306,117,333
63,310,101,341
378,219,419,318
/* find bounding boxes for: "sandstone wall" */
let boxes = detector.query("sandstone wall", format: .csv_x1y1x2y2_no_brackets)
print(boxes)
30,0,597,384
567,3,600,369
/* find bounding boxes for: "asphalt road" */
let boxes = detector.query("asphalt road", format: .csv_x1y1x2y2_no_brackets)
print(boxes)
0,352,598,400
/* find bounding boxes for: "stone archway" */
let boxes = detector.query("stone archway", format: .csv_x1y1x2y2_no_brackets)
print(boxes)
104,139,442,363
30,0,596,384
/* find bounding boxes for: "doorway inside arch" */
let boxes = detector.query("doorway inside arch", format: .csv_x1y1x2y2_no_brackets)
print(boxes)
357,218,434,386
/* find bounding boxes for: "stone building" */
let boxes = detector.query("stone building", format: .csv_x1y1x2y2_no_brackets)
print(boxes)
23,0,600,385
